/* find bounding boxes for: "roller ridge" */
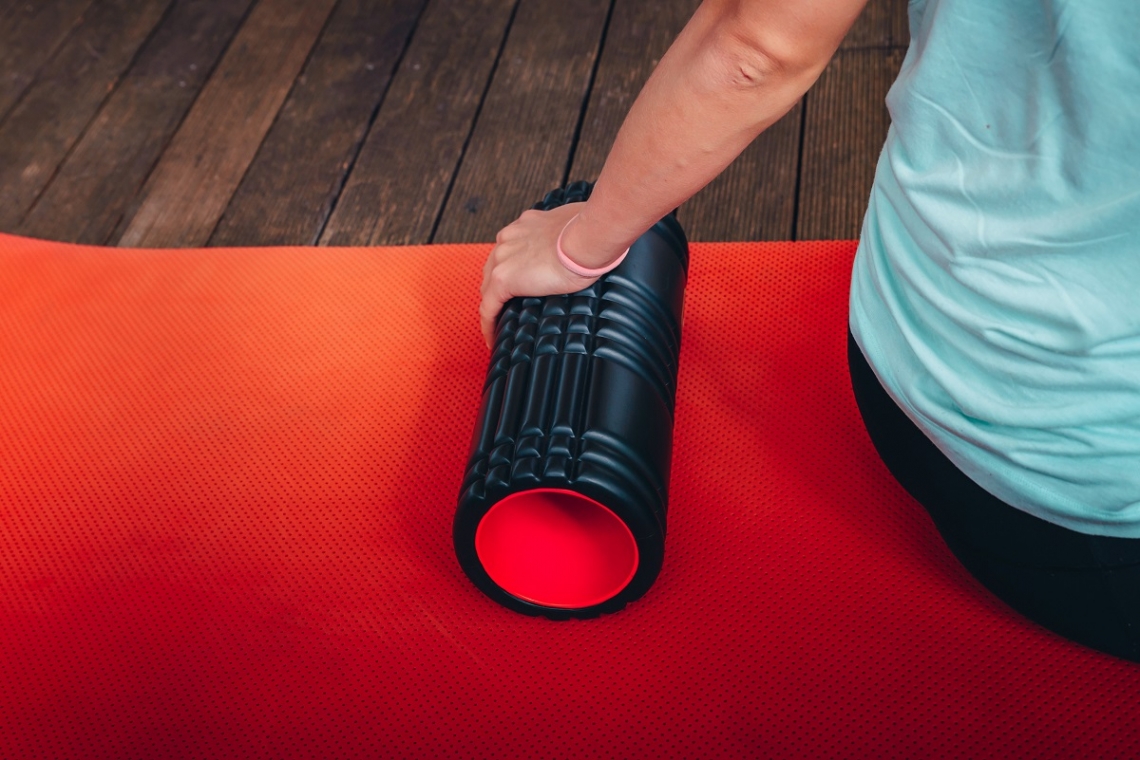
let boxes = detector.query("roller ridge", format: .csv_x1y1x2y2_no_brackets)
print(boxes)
461,181,683,507
456,180,688,619
596,279,681,406
462,278,680,505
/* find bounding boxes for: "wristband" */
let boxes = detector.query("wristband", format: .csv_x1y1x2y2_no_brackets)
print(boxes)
556,214,629,278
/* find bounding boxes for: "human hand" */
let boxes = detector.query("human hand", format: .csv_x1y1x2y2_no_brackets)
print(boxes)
479,202,601,349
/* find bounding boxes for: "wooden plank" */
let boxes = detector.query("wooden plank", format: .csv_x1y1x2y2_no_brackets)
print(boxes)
680,106,801,242
18,0,255,244
318,0,517,247
568,0,695,184
430,0,610,243
796,47,906,240
210,0,426,247
115,0,339,248
692,0,908,241
0,0,171,232
0,0,94,121
842,0,909,49
570,0,799,241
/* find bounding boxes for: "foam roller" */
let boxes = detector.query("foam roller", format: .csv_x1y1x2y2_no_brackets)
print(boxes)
454,181,688,619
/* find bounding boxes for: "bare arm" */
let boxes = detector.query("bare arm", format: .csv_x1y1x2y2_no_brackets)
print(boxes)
479,0,870,346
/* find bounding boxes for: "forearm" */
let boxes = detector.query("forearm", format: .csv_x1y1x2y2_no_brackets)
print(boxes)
564,0,853,265
479,0,866,346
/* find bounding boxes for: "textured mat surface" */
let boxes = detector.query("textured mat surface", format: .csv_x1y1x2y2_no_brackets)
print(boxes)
2,232,1139,759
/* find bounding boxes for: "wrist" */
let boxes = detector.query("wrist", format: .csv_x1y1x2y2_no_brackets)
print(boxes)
557,213,629,277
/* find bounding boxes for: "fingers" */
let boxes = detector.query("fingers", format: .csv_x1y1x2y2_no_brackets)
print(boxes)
479,292,502,349
479,263,511,349
479,203,587,349
480,239,509,347
481,309,494,350
481,246,495,294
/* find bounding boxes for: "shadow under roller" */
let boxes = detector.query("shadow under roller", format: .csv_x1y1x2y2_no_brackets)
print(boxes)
454,181,688,620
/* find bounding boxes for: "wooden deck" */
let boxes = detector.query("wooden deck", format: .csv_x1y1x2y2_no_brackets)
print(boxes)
0,0,908,248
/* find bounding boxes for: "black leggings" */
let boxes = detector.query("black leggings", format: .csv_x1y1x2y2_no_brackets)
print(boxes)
848,329,1140,663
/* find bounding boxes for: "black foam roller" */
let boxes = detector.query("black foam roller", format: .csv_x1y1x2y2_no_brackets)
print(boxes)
454,181,688,620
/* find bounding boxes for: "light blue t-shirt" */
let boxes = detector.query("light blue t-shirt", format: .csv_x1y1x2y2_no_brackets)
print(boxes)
849,0,1140,537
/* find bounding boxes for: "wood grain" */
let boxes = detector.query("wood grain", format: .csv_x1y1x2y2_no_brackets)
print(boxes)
0,0,93,121
19,0,254,244
0,0,171,232
0,0,915,247
796,47,906,240
115,0,339,248
210,0,426,247
430,0,609,243
319,0,517,246
680,106,801,242
842,0,910,50
569,0,801,241
568,0,695,182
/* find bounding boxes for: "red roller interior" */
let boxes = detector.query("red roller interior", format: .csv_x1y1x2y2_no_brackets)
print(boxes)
1,232,1138,759
475,488,639,608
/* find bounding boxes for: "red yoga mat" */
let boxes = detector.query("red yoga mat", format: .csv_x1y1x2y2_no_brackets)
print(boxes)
1,232,1138,759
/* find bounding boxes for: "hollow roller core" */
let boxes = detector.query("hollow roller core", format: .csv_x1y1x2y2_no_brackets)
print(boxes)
475,489,640,609
454,180,689,619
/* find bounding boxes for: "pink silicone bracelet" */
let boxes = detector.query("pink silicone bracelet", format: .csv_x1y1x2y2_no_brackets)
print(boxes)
556,214,629,278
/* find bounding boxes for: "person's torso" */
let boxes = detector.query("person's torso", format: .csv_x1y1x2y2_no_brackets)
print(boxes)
849,0,1140,536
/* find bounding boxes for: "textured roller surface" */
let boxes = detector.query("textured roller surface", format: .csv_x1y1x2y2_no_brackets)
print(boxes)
456,182,689,618
1,232,1139,759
